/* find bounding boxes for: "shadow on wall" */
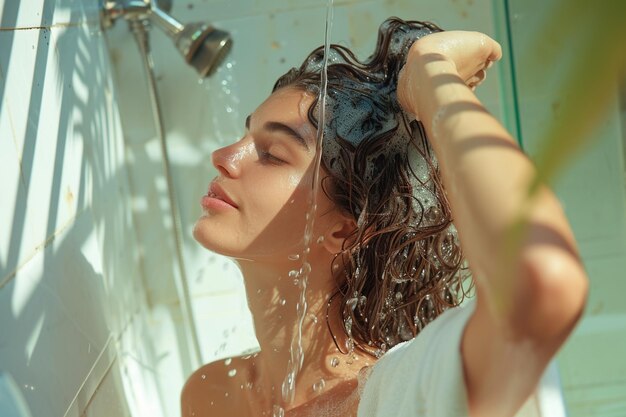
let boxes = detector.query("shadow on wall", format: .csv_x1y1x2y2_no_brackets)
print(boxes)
0,0,160,416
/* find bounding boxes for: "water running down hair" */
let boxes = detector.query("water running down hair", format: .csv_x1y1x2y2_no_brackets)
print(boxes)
273,17,473,356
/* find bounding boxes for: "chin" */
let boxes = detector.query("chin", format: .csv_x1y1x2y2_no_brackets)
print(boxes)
192,216,245,258
193,217,222,252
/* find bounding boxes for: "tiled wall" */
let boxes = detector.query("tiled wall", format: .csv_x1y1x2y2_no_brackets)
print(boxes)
0,1,162,416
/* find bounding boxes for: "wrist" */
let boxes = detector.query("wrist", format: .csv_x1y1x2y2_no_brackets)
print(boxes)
412,52,458,82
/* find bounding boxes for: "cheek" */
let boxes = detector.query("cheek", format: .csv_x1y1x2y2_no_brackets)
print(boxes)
253,169,312,206
287,174,301,188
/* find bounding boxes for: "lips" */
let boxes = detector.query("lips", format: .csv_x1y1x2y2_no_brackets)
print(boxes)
204,182,238,209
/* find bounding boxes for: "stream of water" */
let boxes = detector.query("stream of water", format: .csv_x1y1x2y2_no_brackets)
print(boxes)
276,1,335,415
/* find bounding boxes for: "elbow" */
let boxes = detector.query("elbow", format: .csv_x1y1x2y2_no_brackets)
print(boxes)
513,250,589,344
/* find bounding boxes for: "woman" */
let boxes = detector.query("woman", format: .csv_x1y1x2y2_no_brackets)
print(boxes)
182,18,588,417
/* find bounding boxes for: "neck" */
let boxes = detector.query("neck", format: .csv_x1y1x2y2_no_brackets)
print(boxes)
236,255,372,409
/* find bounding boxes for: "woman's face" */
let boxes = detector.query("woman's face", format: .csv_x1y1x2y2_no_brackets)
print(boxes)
193,88,344,263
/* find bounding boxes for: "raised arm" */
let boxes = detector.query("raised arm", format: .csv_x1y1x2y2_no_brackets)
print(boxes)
398,31,588,417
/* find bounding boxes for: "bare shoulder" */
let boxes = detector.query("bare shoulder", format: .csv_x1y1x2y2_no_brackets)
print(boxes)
181,354,259,417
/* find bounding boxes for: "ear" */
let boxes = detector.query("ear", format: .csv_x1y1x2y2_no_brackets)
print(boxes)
321,214,357,255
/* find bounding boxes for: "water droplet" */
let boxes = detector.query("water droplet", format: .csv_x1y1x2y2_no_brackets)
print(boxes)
273,405,285,417
395,292,403,302
300,262,312,276
425,206,441,223
288,253,300,261
288,269,299,278
344,316,353,335
282,370,295,399
224,358,232,366
330,357,340,367
228,369,237,377
317,236,325,244
280,298,287,306
225,392,229,397
309,313,318,324
313,378,326,392
201,374,206,380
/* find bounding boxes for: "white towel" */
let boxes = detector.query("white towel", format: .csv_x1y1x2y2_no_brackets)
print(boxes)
357,299,565,417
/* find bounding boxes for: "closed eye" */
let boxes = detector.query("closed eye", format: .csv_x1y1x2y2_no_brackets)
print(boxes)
258,150,286,165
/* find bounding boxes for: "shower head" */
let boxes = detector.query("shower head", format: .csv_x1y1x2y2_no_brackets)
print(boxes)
101,0,232,77
148,2,232,77
171,22,232,78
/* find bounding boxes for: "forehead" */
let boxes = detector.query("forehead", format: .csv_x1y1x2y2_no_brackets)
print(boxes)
253,88,317,138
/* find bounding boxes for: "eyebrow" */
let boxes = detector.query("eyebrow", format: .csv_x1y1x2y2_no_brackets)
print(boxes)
246,115,310,151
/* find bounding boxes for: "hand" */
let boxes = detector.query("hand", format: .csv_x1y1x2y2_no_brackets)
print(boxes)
397,31,503,119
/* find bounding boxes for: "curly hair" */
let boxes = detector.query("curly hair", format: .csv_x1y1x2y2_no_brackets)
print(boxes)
273,17,473,357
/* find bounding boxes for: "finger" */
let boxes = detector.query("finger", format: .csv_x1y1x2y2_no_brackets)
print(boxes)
489,40,503,62
466,69,486,86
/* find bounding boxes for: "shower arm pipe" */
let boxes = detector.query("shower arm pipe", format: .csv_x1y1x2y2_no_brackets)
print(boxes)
129,18,202,369
148,3,184,37
101,0,181,33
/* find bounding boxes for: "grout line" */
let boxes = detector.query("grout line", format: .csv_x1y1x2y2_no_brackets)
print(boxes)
0,20,100,32
78,356,119,417
0,208,84,290
65,307,148,417
62,334,116,417
0,65,26,188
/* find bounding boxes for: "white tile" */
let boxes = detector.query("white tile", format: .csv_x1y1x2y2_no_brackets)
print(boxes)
0,96,23,281
4,0,99,29
0,212,112,417
0,27,40,165
0,27,68,272
62,335,117,417
148,304,190,417
117,310,166,417
81,359,132,417
172,0,370,23
0,21,134,281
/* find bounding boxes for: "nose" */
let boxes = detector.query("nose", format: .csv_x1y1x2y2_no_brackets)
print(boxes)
211,140,247,177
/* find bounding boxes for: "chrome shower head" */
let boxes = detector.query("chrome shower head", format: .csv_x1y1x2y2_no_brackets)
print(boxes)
148,2,232,77
101,0,232,77
171,22,232,78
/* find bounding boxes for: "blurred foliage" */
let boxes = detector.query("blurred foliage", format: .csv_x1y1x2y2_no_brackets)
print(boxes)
497,0,626,315
525,0,626,194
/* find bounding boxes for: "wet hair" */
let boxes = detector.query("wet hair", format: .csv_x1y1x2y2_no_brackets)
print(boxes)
273,17,473,356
